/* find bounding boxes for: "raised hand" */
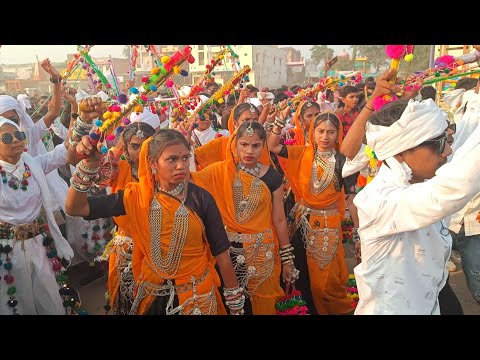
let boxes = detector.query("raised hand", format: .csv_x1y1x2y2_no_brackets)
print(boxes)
76,135,102,163
41,58,61,80
78,97,106,123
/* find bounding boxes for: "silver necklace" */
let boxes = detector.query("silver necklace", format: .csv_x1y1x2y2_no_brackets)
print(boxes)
158,181,185,196
316,150,334,158
237,162,261,177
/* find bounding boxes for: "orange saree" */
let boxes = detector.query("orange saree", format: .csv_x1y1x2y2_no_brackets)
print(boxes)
104,159,135,313
282,120,352,315
191,132,284,314
121,139,226,315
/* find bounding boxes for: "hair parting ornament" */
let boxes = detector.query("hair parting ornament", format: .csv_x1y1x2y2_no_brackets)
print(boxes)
244,121,254,137
136,128,145,139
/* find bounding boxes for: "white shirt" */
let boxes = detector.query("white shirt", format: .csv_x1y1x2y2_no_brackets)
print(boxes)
353,124,480,315
24,117,48,154
193,127,230,146
51,117,69,140
449,92,480,236
0,143,68,225
342,143,369,179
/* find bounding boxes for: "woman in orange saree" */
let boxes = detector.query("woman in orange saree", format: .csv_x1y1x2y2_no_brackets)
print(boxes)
194,103,266,170
95,122,155,314
191,121,297,314
66,127,241,315
268,112,357,315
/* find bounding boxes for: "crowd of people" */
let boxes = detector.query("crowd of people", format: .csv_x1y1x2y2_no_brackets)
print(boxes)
1,46,480,315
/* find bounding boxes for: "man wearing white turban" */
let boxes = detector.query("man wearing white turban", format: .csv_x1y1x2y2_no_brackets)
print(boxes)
0,60,66,213
17,93,32,112
130,108,161,130
353,97,480,315
0,117,76,314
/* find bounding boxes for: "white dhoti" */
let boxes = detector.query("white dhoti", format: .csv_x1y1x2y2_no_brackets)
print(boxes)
0,235,65,315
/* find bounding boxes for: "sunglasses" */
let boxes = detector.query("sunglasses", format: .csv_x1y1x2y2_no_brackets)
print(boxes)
1,131,26,145
422,131,447,155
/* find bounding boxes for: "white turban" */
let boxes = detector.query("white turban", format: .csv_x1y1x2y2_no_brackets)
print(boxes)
442,88,465,109
0,117,21,131
17,94,31,111
130,108,160,129
366,99,447,161
0,95,42,155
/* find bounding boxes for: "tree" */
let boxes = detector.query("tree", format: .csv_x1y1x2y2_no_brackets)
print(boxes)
332,56,353,71
310,45,334,66
399,45,430,74
354,45,388,72
122,46,130,59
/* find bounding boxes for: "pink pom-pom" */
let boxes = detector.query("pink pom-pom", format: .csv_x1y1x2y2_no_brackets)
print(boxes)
122,118,130,125
111,105,121,112
166,79,174,88
385,45,406,60
405,85,413,91
413,84,421,90
406,45,414,54
434,55,455,68
106,134,116,141
52,262,62,272
141,95,148,102
106,83,112,89
373,96,389,111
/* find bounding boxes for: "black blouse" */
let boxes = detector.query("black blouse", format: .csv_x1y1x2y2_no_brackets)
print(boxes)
277,145,357,195
84,182,231,256
260,166,283,196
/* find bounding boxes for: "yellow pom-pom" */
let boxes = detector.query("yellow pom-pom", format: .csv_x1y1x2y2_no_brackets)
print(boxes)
103,111,112,120
348,274,355,280
151,67,160,75
161,56,170,64
219,54,224,60
173,66,181,75
352,293,359,299
404,54,414,62
217,98,224,104
134,105,143,113
383,95,391,101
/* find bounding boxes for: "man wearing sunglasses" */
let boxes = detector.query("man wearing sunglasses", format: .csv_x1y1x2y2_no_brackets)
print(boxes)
353,98,480,315
0,117,78,314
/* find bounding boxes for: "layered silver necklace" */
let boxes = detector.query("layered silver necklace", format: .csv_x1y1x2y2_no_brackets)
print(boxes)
310,150,336,195
233,162,262,224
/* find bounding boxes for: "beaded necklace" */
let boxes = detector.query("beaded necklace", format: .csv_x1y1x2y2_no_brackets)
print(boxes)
0,163,32,191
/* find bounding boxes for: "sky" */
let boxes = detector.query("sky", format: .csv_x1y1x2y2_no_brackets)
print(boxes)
0,45,352,65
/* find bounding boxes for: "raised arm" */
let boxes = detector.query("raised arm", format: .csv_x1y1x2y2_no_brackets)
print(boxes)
40,59,62,128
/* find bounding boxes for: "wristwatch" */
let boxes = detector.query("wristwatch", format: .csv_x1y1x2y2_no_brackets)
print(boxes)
50,76,62,84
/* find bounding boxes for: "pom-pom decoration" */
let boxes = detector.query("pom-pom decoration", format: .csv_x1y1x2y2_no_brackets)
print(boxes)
373,95,398,111
129,87,139,94
385,45,406,59
117,93,128,104
275,285,309,315
161,56,170,64
434,55,455,69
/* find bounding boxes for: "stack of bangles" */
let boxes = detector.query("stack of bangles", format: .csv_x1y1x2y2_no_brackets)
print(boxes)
69,116,93,147
272,117,286,136
264,122,274,133
223,286,245,315
352,228,360,243
70,160,99,193
279,244,300,283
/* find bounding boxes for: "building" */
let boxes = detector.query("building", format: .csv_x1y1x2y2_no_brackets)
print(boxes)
189,45,288,89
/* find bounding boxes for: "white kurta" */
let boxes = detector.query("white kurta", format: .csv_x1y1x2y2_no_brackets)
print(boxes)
0,144,69,315
353,124,480,315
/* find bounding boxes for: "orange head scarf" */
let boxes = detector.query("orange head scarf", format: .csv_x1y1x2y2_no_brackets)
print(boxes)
290,100,319,146
225,121,272,172
308,111,343,152
227,103,260,134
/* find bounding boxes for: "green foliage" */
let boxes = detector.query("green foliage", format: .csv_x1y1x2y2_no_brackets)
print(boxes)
310,45,334,66
353,45,388,72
